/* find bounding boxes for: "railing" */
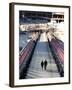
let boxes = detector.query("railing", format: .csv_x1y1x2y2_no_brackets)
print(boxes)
19,33,40,79
19,40,35,65
48,38,64,77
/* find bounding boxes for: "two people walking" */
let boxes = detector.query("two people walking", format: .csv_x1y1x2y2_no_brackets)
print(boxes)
41,60,47,70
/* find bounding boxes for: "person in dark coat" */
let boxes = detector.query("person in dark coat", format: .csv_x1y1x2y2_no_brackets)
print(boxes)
41,61,43,70
44,60,47,70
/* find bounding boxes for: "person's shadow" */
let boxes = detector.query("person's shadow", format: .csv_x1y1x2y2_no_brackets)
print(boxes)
46,69,58,73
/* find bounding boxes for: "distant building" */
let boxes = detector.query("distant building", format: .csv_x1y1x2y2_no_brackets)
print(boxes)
19,11,64,31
